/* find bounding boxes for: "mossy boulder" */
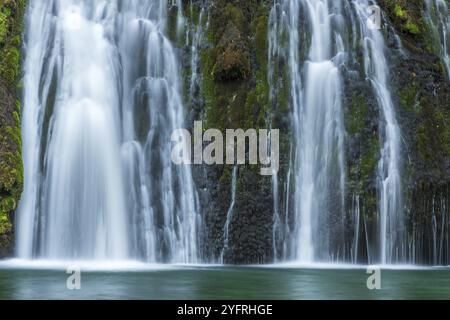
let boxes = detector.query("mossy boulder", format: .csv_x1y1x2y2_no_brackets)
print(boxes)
213,22,250,81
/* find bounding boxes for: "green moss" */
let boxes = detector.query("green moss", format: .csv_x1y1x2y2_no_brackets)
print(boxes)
347,95,367,134
186,2,200,27
0,133,23,242
0,114,24,197
347,132,380,194
417,124,428,160
209,2,246,44
0,9,10,45
201,47,223,130
399,81,420,113
405,22,419,35
200,45,240,131
244,69,269,130
0,118,24,216
0,0,26,246
434,111,450,156
0,212,12,235
0,151,23,190
360,135,380,183
423,0,450,64
0,0,26,87
242,4,270,130
394,4,407,20
380,0,426,38
199,29,216,127
219,166,232,185
0,196,16,213
253,9,268,69
244,89,257,128
277,64,290,115
225,3,245,31
166,5,178,43
362,190,378,221
0,46,20,85
255,77,269,127
416,96,450,163
202,1,271,132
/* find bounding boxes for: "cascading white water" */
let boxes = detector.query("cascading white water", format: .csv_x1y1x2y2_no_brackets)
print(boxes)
174,0,186,41
425,0,450,80
220,166,238,263
268,0,406,264
270,0,346,262
16,1,51,259
17,0,200,263
268,1,283,262
352,195,361,263
353,0,404,264
187,1,208,99
18,1,128,260
431,197,438,265
119,0,201,264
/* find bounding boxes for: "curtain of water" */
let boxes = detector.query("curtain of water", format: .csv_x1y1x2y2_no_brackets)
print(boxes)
220,166,238,263
269,0,347,263
187,1,209,100
269,0,406,264
353,0,404,264
425,0,450,80
18,0,201,263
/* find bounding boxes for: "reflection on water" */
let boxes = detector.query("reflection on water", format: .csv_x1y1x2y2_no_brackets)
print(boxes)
0,262,450,299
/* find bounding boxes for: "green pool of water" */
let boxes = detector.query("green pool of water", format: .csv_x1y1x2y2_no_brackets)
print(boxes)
1,262,449,299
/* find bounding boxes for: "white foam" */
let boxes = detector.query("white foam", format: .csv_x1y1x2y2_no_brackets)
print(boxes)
0,259,180,272
256,261,449,271
1,259,448,272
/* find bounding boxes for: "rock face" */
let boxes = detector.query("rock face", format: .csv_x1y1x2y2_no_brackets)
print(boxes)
380,0,450,264
0,0,449,263
185,0,280,264
0,0,25,258
184,0,450,264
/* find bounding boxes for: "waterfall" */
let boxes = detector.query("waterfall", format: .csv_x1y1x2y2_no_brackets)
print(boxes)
268,1,283,262
220,166,238,263
425,0,450,80
408,185,450,265
174,0,186,41
188,1,208,100
268,0,406,264
18,0,128,260
431,196,438,265
272,165,281,260
16,1,52,259
17,0,200,263
270,0,346,263
353,0,404,264
352,195,361,264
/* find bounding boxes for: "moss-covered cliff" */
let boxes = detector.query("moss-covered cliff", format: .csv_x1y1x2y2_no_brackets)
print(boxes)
185,0,281,263
0,0,25,257
180,0,450,264
0,0,448,263
379,0,450,263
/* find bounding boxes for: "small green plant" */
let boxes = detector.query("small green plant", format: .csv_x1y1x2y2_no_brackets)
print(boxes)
394,5,407,19
405,22,419,35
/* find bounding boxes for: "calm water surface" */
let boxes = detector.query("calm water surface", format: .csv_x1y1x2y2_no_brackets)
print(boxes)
0,260,449,299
